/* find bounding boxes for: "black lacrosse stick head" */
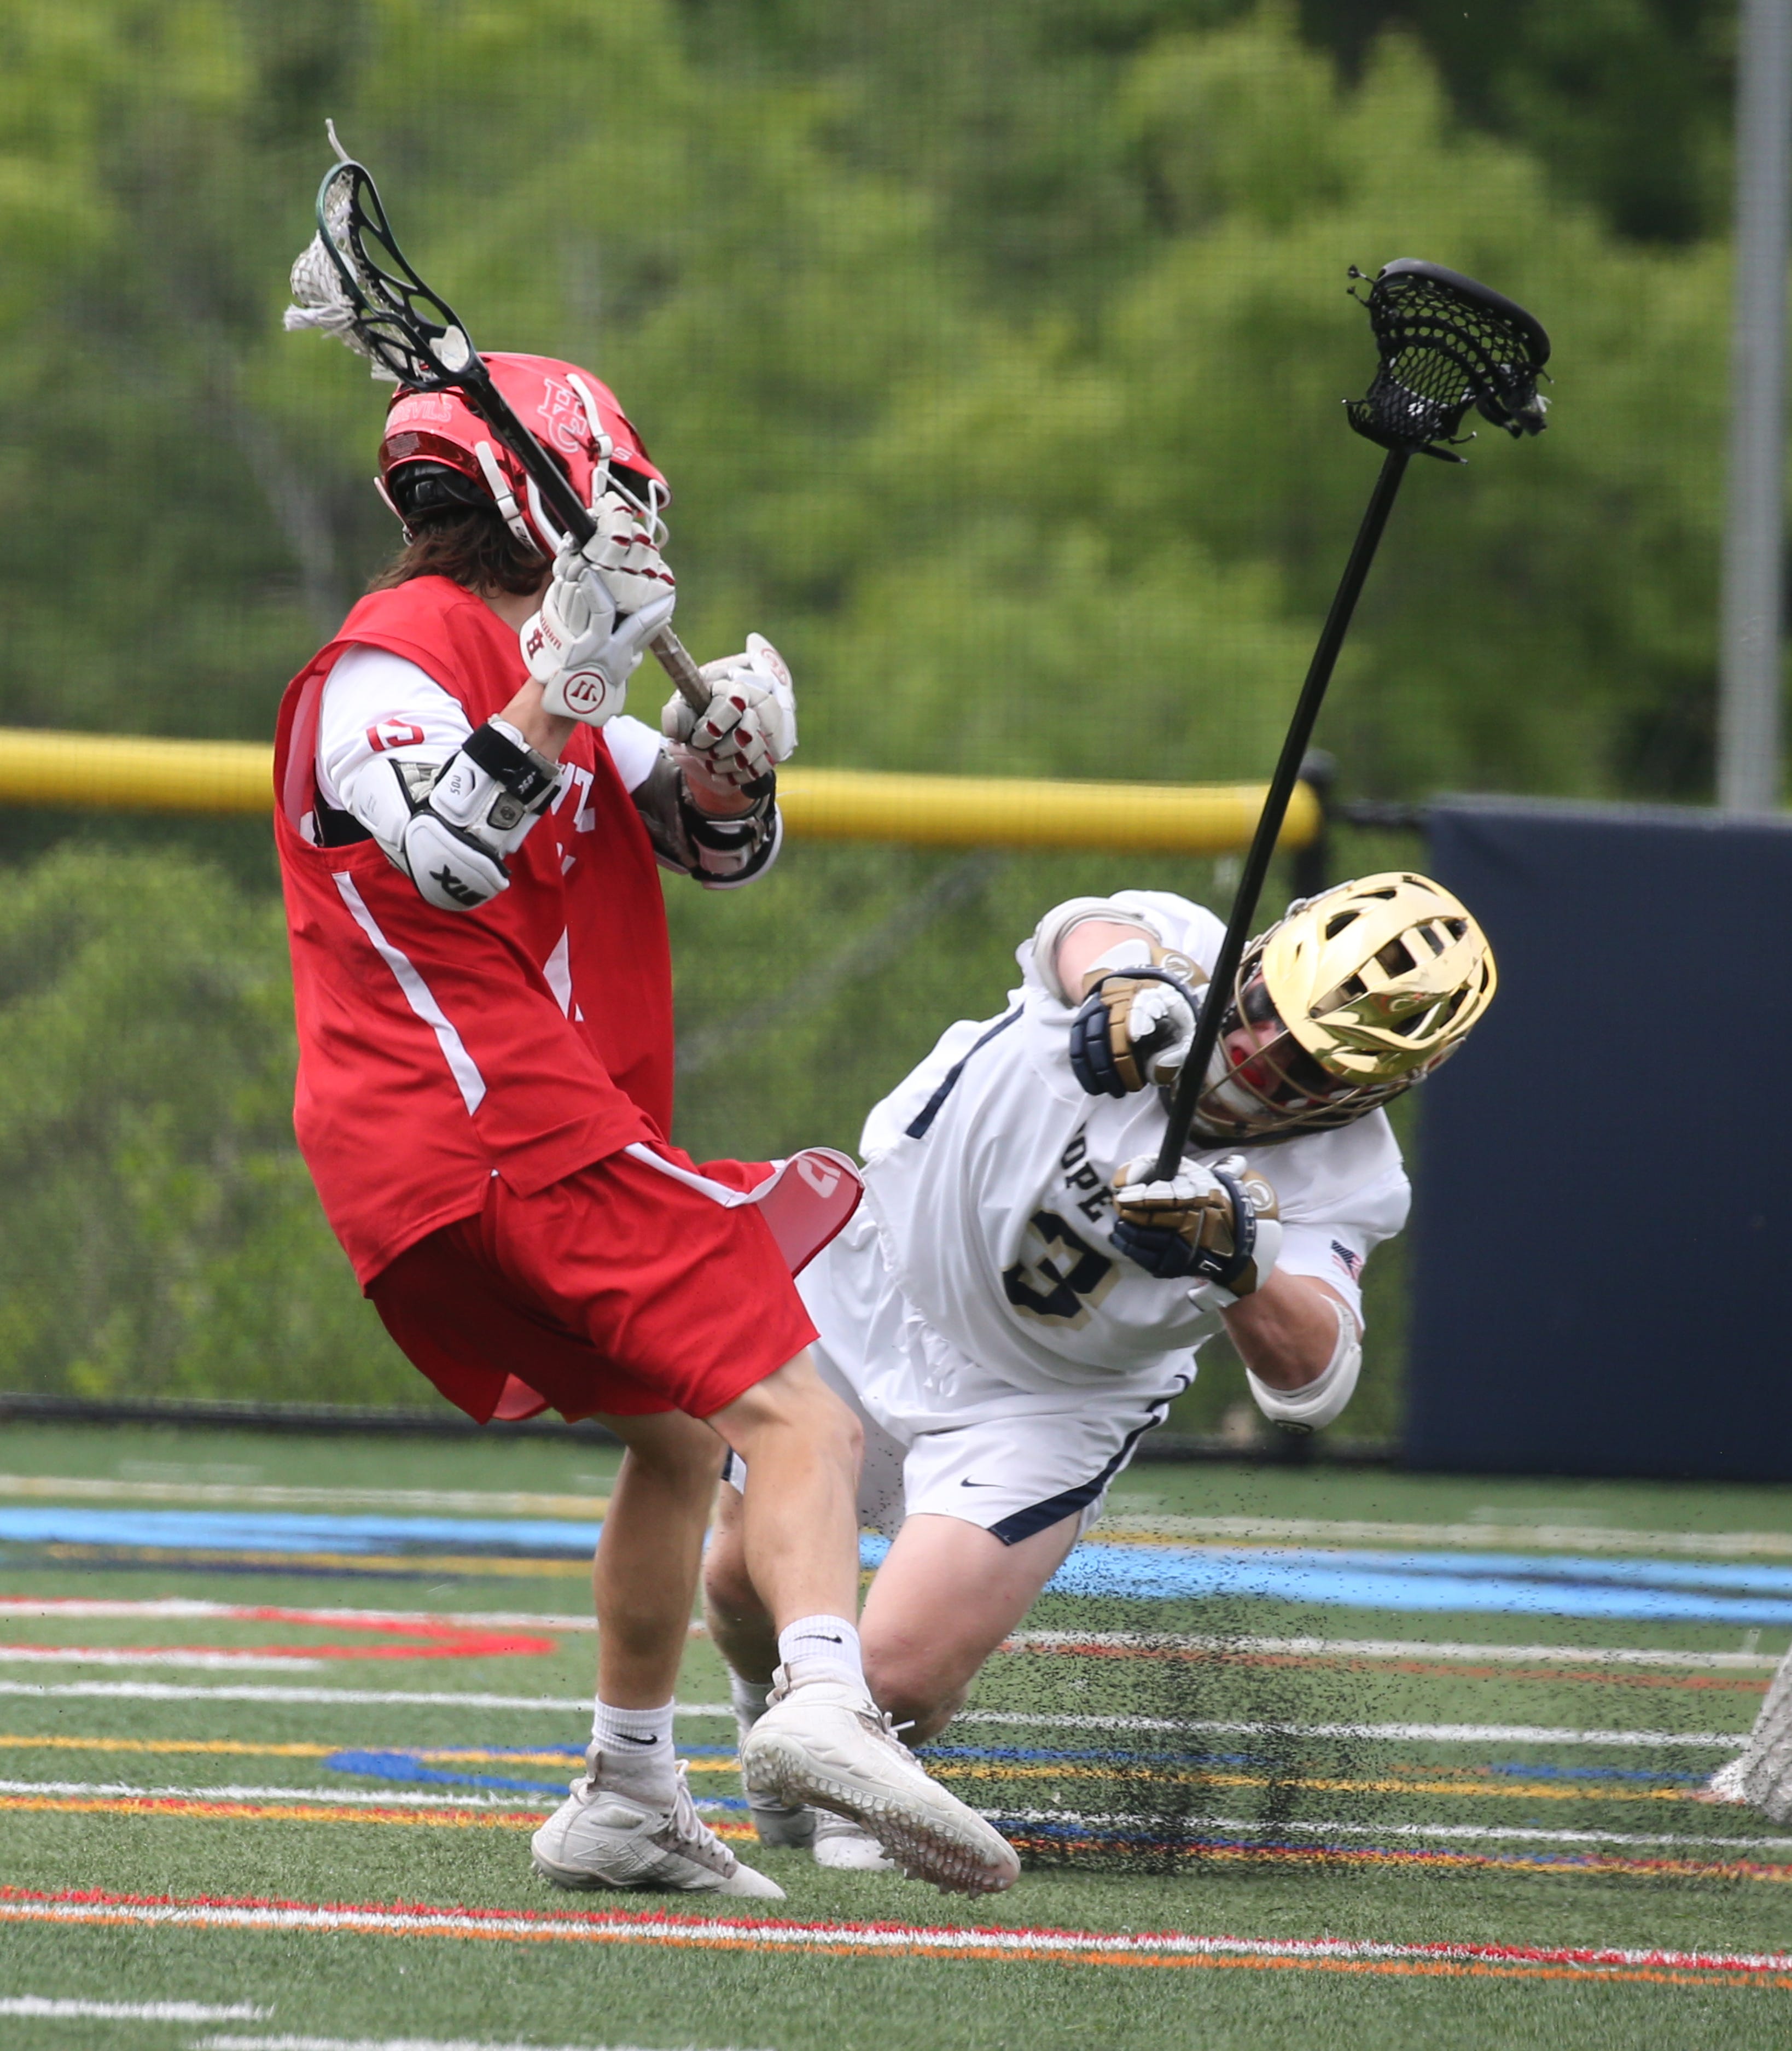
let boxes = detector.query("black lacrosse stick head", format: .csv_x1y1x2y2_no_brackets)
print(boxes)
1345,259,1550,462
309,156,485,392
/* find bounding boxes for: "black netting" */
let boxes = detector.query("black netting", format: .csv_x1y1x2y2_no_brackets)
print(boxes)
1345,262,1550,456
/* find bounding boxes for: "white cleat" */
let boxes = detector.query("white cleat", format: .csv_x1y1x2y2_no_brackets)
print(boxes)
812,1809,898,1872
735,1702,818,1849
738,1662,1020,1896
746,1792,818,1849
1701,1756,1750,1805
531,1750,784,1898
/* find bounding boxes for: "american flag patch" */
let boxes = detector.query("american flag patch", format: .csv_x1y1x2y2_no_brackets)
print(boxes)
1330,1240,1364,1283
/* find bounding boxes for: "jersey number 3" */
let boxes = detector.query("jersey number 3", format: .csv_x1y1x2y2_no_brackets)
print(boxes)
1002,1210,1115,1328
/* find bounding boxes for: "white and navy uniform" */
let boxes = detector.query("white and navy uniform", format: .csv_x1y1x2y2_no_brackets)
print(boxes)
794,890,1410,1544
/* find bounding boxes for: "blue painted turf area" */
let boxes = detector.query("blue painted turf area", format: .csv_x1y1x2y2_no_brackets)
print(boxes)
8,1504,1792,1621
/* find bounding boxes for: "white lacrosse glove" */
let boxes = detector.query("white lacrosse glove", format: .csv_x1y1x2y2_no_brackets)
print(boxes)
522,494,677,726
581,488,676,614
661,633,796,803
1110,1153,1283,1304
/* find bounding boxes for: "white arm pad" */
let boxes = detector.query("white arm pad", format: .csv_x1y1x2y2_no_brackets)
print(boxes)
1246,1295,1362,1434
1029,898,1156,1003
381,719,564,913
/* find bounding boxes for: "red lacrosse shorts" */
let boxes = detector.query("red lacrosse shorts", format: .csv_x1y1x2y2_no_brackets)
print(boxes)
367,1149,819,1424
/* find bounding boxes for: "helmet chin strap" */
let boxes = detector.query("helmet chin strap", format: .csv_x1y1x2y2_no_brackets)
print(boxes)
473,441,540,555
564,372,614,509
371,472,410,540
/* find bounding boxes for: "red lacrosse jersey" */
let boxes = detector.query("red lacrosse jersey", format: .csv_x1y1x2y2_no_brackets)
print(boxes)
272,576,672,1285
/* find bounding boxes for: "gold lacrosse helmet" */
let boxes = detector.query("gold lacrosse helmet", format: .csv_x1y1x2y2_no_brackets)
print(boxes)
1186,872,1496,1143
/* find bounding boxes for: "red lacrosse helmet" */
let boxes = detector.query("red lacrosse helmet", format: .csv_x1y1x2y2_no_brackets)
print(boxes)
376,351,668,556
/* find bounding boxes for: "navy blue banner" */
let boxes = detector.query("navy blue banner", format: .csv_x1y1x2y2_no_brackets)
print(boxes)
1409,797,1792,1480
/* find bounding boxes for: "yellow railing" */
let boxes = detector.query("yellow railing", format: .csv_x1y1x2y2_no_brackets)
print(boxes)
0,727,1320,855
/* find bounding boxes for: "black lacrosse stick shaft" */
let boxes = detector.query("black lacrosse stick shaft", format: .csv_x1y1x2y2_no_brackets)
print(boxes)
1149,259,1547,1176
452,374,597,551
1153,446,1410,1179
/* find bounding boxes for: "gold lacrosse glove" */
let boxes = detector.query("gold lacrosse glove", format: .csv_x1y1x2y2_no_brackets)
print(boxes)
1068,946,1206,1096
1109,1155,1281,1292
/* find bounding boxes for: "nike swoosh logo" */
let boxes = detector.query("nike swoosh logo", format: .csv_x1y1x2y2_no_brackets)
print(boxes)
615,1733,659,1745
959,1478,1002,1488
806,1634,844,1644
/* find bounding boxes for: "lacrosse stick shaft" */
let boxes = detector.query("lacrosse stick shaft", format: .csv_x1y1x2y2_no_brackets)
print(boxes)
649,628,707,705
1154,445,1411,1178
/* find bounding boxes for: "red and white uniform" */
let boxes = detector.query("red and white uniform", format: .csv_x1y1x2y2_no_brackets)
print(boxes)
273,574,857,1423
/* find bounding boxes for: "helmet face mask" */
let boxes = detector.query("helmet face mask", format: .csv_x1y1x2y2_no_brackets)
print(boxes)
376,352,667,557
1180,872,1496,1145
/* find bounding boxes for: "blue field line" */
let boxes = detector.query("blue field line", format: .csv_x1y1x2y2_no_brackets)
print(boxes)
1484,1761,1706,1785
9,1504,1792,1620
319,1744,1701,1798
325,1751,572,1796
0,1507,608,1555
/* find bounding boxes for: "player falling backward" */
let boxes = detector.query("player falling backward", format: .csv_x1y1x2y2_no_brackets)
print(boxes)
707,877,1496,1868
272,351,1017,1898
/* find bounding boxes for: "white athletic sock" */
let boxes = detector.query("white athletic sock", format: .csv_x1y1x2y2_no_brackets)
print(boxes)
730,1670,774,1729
590,1697,676,1804
776,1615,865,1693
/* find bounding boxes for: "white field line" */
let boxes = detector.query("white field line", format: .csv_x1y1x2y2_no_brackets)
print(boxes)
952,1714,1747,1748
0,1677,1752,1746
0,1475,608,1518
0,1681,676,1712
1005,1630,1787,1668
14,1779,1791,1856
996,1807,1792,1853
0,1648,325,1670
8,1893,1792,1974
5,1602,1783,1669
1095,1513,1792,1558
196,2040,760,2051
0,1997,271,2021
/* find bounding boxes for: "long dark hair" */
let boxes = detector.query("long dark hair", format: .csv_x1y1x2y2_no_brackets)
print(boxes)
369,506,545,597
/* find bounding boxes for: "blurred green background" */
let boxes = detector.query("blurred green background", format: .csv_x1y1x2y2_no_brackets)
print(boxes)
0,1,1751,1434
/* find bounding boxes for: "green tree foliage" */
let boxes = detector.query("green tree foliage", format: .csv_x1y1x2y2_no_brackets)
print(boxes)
0,847,412,1400
0,1,1751,1401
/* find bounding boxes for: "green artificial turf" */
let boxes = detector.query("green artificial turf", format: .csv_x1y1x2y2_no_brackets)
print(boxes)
0,1420,1788,2051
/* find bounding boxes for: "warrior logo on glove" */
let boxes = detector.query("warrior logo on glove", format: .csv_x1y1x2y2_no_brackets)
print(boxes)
523,496,678,727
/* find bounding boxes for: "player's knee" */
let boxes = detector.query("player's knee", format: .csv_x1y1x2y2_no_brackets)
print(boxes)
701,1514,757,1621
612,1409,725,1492
864,1650,967,1742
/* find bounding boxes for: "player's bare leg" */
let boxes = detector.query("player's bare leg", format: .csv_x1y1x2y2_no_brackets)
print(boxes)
859,1512,1080,1738
532,1407,783,1899
703,1471,816,1849
711,1354,1020,1894
709,1352,863,1624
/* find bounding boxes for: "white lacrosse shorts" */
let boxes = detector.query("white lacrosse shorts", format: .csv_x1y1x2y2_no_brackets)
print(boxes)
722,1207,1189,1547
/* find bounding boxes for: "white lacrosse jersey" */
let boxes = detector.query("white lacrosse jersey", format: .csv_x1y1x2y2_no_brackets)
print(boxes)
845,889,1411,1400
